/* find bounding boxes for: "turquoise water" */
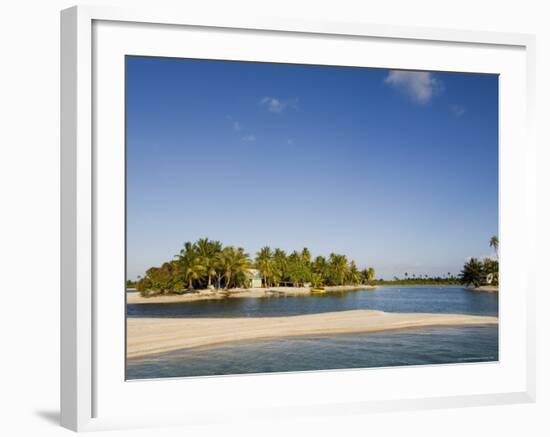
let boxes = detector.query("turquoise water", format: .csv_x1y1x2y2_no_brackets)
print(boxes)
126,287,498,380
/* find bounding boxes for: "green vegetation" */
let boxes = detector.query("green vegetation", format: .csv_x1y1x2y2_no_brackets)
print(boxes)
367,235,499,287
254,248,374,289
131,235,499,296
371,275,461,286
458,236,499,287
134,238,376,297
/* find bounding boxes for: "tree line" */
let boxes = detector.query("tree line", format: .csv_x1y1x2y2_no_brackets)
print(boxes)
128,235,499,295
131,238,376,296
371,274,461,286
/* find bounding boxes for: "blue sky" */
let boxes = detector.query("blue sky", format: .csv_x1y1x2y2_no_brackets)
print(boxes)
126,56,498,280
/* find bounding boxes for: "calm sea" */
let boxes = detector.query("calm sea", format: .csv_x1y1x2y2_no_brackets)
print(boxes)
126,286,498,380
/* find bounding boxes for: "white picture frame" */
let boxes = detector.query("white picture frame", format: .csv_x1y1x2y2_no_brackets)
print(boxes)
60,5,536,432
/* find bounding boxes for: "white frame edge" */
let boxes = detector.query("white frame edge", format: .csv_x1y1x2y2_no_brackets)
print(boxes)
60,4,536,432
61,6,93,432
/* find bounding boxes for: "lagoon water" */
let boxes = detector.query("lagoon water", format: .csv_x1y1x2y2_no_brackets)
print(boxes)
127,286,498,318
126,286,498,380
126,325,498,379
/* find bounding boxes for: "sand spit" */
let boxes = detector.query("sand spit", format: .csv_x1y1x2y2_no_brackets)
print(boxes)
127,309,498,359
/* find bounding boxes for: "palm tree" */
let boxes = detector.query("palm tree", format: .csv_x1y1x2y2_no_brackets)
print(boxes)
184,263,205,289
301,247,312,264
459,258,483,286
213,250,226,289
195,238,222,288
310,272,323,288
329,253,348,285
220,246,250,290
348,260,361,284
177,242,205,289
272,248,287,286
255,246,273,287
286,250,310,286
490,235,499,259
313,255,327,273
366,267,375,283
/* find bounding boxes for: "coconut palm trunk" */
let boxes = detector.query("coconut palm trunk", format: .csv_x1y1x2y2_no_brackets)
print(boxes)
224,272,232,290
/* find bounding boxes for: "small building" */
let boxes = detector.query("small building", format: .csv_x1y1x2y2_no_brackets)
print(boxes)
246,269,263,288
480,273,494,285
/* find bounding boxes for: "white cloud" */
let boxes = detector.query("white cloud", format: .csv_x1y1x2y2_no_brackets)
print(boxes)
226,116,254,141
384,70,441,104
449,104,466,117
260,96,298,113
226,116,242,131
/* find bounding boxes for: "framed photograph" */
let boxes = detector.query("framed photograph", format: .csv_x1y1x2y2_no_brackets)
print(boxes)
61,5,536,431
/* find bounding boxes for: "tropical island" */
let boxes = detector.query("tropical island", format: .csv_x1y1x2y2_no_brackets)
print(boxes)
127,236,499,306
127,238,376,302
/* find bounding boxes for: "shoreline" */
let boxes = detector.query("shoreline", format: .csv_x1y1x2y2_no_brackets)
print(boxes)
127,309,498,359
469,285,499,292
127,284,376,305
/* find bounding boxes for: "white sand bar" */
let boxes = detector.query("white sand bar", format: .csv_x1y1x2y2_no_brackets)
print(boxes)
127,310,498,359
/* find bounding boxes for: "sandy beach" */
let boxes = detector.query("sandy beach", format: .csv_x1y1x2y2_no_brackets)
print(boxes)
127,309,498,359
127,285,377,305
470,285,499,292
